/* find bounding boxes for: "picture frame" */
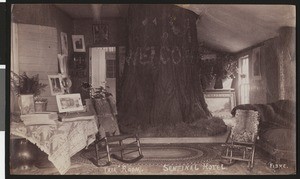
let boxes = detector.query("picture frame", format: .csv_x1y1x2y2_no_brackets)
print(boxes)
203,91,236,118
48,75,64,95
93,23,109,44
19,94,35,115
56,93,84,113
252,47,262,80
72,35,86,52
60,32,68,56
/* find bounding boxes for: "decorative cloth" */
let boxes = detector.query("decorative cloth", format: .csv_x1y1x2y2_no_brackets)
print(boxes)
10,116,98,175
230,109,259,143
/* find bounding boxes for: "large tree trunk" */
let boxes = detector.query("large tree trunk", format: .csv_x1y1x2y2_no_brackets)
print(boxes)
118,5,212,134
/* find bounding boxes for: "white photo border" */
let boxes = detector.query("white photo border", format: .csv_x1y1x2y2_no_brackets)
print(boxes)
48,75,64,96
56,93,84,113
72,35,86,52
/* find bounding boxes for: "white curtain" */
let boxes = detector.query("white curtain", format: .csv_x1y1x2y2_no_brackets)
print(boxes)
10,23,19,113
90,47,106,88
11,23,19,74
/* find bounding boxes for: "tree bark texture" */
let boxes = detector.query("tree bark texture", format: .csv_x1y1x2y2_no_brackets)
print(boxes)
118,5,211,133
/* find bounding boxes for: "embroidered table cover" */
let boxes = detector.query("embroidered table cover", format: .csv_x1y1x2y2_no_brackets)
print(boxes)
10,116,98,175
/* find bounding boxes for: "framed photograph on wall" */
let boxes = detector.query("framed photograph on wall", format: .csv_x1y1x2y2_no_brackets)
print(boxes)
56,93,84,113
72,35,86,52
93,24,109,44
252,47,262,80
60,32,68,56
48,75,64,95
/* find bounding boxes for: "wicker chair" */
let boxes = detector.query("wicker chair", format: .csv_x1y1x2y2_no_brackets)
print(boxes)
220,109,260,169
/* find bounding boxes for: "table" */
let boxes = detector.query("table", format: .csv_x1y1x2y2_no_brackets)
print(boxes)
10,115,98,175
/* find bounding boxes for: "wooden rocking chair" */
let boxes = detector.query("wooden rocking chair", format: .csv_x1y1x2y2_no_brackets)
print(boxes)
93,133,143,166
85,97,143,167
220,109,260,170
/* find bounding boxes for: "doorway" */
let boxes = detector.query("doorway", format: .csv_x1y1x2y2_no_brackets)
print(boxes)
89,47,116,101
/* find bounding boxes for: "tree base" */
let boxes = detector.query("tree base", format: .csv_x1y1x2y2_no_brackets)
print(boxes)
120,116,227,137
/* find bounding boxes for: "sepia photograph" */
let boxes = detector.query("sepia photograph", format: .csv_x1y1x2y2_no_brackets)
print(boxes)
9,3,296,176
252,47,262,80
48,75,64,96
60,32,68,56
93,23,109,44
56,93,84,113
72,35,86,52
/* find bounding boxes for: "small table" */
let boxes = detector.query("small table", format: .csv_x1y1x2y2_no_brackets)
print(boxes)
10,115,98,175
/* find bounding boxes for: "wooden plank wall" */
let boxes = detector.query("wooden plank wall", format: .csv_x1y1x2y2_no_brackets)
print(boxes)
18,24,58,111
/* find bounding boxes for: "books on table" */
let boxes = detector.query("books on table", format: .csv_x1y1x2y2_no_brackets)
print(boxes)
20,111,95,125
60,111,95,122
20,112,58,126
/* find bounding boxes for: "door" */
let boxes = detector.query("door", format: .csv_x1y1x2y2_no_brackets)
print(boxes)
238,55,249,104
89,47,116,101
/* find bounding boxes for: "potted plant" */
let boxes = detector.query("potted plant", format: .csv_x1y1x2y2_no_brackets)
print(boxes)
11,71,48,113
211,54,238,89
221,55,238,89
34,97,48,112
81,81,114,115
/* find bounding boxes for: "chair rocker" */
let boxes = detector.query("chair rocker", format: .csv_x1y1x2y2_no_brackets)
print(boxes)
92,133,143,167
220,109,260,170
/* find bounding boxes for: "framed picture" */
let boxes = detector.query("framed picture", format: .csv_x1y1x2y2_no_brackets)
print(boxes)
19,94,35,115
252,47,261,80
203,91,236,118
60,32,68,56
48,75,64,95
56,93,84,113
93,24,109,44
72,35,86,52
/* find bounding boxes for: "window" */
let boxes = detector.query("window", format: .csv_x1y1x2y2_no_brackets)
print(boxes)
239,55,249,104
105,49,116,78
106,59,116,78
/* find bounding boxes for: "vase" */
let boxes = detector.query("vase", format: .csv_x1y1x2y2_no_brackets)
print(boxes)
214,77,223,89
206,78,216,90
18,94,35,115
34,101,47,112
222,78,233,89
10,138,38,170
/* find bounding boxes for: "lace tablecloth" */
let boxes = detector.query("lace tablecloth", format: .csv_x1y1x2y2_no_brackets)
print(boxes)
10,116,98,175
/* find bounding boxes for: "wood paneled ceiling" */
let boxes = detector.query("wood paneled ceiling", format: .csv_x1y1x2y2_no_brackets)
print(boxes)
55,4,295,53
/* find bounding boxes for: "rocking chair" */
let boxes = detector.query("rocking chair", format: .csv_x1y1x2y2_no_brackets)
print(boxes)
93,133,143,166
85,97,143,167
220,109,260,169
